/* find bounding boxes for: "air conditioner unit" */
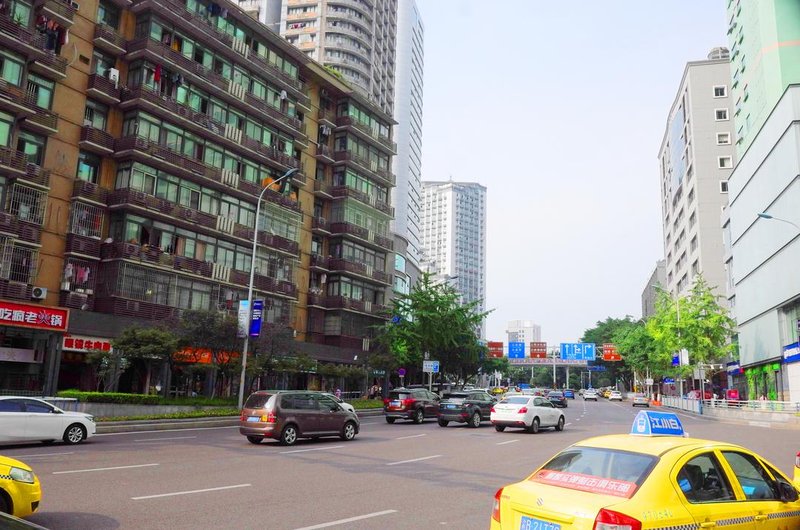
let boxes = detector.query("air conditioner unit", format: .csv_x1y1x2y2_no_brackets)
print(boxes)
108,68,120,88
31,286,48,300
280,90,288,100
70,1,79,10
83,119,93,127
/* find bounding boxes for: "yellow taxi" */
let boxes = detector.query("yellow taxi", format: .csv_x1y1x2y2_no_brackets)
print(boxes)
0,455,41,518
491,411,800,529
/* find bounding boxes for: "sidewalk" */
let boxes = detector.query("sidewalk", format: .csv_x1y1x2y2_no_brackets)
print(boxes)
660,399,800,430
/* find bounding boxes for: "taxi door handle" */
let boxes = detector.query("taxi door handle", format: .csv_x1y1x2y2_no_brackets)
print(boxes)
699,523,716,528
753,515,768,522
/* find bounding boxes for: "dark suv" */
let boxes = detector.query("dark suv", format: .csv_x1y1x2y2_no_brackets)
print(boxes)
240,391,359,446
437,390,496,428
384,388,440,424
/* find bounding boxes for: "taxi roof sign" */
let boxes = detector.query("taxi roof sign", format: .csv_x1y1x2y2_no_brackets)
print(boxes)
630,410,685,437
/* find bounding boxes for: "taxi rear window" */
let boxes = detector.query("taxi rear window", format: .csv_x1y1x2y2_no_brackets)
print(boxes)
531,447,656,499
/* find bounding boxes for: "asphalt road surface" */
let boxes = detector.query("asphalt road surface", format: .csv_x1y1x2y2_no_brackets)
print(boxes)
2,399,795,530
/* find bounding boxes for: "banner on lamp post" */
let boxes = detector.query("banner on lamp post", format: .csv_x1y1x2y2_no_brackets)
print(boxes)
237,300,249,338
249,300,264,337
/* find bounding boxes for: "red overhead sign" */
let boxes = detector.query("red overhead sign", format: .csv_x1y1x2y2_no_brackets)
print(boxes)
530,342,548,358
487,341,504,358
0,301,69,332
603,343,621,361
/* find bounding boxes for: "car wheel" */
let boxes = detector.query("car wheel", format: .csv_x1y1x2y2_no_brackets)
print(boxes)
469,411,481,428
0,491,10,515
413,408,424,424
385,417,396,424
280,424,298,446
555,416,565,432
438,419,449,427
340,421,357,441
528,417,540,434
63,423,86,445
246,436,263,444
494,425,506,432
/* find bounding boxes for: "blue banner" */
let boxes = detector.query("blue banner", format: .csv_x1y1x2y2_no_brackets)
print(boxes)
783,342,800,364
249,299,264,337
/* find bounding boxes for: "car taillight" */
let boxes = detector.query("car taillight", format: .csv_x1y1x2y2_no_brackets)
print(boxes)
260,412,276,423
518,407,528,414
402,399,415,407
240,412,246,421
796,451,800,468
383,398,390,405
490,406,496,413
593,508,641,530
491,488,503,523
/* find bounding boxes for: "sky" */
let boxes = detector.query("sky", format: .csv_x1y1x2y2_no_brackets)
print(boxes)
415,0,729,346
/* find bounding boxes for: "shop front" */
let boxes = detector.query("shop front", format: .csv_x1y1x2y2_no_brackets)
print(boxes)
59,335,115,391
743,358,784,401
0,300,69,396
783,341,800,402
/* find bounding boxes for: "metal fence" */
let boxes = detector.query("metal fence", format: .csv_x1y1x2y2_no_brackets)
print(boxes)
701,399,800,413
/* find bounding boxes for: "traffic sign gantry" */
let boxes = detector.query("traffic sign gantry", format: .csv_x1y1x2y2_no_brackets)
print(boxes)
559,343,596,361
508,342,525,359
423,360,440,373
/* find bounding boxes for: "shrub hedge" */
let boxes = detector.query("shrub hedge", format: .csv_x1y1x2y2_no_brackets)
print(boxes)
56,390,236,407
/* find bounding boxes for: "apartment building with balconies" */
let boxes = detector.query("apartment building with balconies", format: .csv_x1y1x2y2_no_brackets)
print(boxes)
0,0,394,394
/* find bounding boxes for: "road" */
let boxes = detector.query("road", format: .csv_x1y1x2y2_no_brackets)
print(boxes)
1,399,795,530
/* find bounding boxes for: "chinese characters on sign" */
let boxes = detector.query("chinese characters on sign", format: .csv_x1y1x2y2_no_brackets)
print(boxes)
530,342,547,358
62,335,113,353
534,470,637,498
0,301,69,331
487,341,504,358
602,343,621,361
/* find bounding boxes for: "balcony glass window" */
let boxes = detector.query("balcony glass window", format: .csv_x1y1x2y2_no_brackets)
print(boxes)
26,74,54,110
0,51,24,87
16,131,46,166
91,49,116,78
97,0,120,29
9,0,31,27
0,111,12,147
84,100,109,130
77,151,101,184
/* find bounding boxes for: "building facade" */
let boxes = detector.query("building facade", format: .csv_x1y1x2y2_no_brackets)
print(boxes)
420,180,486,338
657,49,736,299
253,0,397,116
725,2,800,402
505,320,541,345
641,259,666,319
0,0,394,394
390,0,423,268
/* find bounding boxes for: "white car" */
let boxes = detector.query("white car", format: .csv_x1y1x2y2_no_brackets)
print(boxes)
0,397,96,445
608,390,623,401
583,389,598,401
490,396,565,434
323,393,356,415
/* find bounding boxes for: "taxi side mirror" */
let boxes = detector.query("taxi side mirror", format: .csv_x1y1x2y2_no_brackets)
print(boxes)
779,481,799,503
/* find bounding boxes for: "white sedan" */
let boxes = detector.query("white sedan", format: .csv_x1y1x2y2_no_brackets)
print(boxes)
323,393,356,415
0,397,96,445
490,396,565,433
608,390,623,401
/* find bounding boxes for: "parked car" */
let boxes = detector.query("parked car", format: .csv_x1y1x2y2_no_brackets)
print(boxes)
632,393,650,407
383,388,440,424
608,390,623,401
583,389,598,401
490,396,566,434
322,393,356,415
0,396,96,445
0,455,41,519
547,391,568,408
437,391,496,428
563,389,575,399
239,391,360,446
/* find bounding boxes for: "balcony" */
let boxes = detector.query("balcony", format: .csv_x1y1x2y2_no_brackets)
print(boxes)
126,38,229,92
86,73,121,105
328,258,390,285
229,269,298,299
0,80,37,117
93,24,126,55
333,151,395,187
101,241,214,279
330,186,393,217
107,188,218,232
329,221,393,251
315,143,335,164
325,23,372,49
309,253,330,270
29,50,68,81
65,233,102,259
335,115,396,153
0,147,28,176
318,108,336,127
232,224,300,257
0,211,19,237
113,135,224,188
312,295,387,316
60,290,94,311
79,126,115,155
311,217,331,234
329,0,373,21
16,163,51,189
72,180,108,205
35,0,76,27
94,296,181,321
17,221,41,244
313,179,333,198
21,108,59,136
0,281,32,301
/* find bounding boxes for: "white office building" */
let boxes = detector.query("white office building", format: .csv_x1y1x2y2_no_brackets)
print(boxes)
420,181,487,338
506,320,542,345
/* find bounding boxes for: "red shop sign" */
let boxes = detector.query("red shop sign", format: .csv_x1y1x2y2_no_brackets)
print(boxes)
0,301,69,332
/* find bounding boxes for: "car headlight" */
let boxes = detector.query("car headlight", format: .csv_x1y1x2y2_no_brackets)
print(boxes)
85,415,95,423
9,467,35,484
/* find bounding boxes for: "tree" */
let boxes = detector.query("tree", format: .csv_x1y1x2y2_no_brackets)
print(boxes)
177,309,242,398
375,273,489,384
85,347,130,392
246,323,297,392
580,317,638,383
112,326,180,397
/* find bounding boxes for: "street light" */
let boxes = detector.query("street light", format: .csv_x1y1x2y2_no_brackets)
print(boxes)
757,212,800,232
237,167,298,410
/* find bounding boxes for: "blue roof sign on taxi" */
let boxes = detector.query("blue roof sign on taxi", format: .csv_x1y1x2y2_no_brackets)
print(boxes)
630,410,685,437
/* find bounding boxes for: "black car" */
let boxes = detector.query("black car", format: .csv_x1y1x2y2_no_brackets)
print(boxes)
384,388,440,424
547,391,568,408
437,390,496,428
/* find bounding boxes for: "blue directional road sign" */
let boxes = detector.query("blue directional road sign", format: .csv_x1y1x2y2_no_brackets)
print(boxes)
423,360,440,373
588,365,607,372
560,343,596,361
508,342,526,359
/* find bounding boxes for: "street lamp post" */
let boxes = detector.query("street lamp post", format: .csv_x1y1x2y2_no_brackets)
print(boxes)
237,168,298,410
757,212,800,232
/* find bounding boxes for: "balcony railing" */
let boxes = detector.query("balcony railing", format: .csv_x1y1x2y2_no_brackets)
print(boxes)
93,24,126,55
330,186,393,217
0,79,37,116
309,253,330,269
333,151,395,186
316,144,334,162
0,147,28,175
328,258,390,284
0,211,19,236
36,0,77,26
22,108,59,135
101,241,214,279
29,49,68,80
319,295,387,315
94,297,181,321
65,233,102,258
126,38,229,92
107,188,218,231
86,73,121,104
17,221,41,243
79,126,115,154
229,269,297,298
329,221,394,250
20,163,50,189
335,115,396,153
232,224,300,256
73,180,108,204
114,135,223,184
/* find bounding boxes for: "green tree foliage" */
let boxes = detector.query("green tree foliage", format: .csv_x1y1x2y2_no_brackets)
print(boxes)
612,321,662,374
375,273,489,384
580,317,638,383
177,309,242,398
84,348,130,392
245,323,297,392
112,326,181,397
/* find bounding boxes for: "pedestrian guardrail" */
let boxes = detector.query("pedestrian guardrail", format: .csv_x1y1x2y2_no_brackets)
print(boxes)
702,399,800,413
662,395,701,414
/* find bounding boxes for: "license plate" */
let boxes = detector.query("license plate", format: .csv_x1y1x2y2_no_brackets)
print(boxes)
519,516,560,530
246,416,261,422
391,400,401,407
446,404,457,409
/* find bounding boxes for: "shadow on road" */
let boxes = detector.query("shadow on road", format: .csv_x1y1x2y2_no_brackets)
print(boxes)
27,512,119,530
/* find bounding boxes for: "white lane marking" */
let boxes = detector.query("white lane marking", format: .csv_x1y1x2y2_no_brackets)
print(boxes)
495,439,519,446
292,509,398,530
566,423,572,426
395,433,426,440
94,426,238,437
280,445,344,454
386,455,441,466
54,463,159,475
10,452,75,458
748,421,771,428
132,483,251,500
134,436,198,442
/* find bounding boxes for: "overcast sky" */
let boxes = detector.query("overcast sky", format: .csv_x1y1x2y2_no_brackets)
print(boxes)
415,1,728,346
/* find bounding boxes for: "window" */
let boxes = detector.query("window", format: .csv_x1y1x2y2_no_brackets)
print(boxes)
721,451,781,501
0,50,24,87
716,132,731,145
22,399,53,414
77,151,102,183
91,50,116,78
26,74,54,110
720,181,729,193
70,202,104,238
713,85,727,98
676,453,734,503
718,156,733,169
715,109,729,121
84,100,109,130
0,111,12,147
97,0,121,28
16,131,46,166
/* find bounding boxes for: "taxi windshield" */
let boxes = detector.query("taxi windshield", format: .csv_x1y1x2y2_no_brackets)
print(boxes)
531,447,656,499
